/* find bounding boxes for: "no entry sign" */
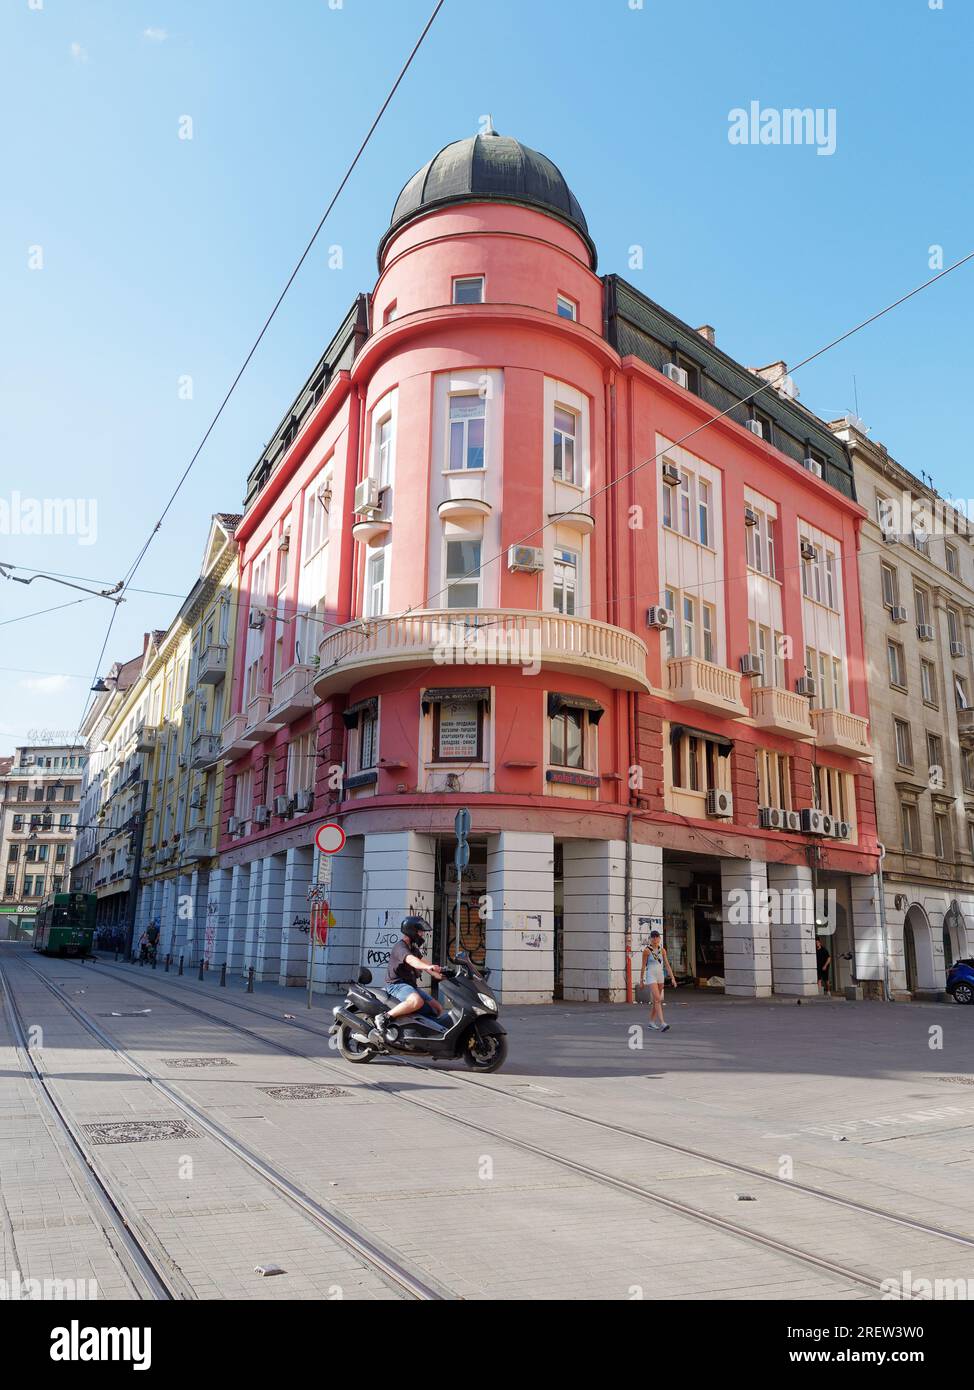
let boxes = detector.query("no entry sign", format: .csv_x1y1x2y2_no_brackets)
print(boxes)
315,822,346,855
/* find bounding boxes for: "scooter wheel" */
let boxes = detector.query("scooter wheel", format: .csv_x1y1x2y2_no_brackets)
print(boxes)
336,1022,377,1063
463,1031,508,1073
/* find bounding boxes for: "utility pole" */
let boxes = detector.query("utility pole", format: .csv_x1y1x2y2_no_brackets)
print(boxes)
123,778,149,961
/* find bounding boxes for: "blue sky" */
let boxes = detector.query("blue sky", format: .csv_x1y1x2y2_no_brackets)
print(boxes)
2,0,970,751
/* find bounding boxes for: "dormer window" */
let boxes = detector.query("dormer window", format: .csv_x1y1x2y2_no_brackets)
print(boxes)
452,276,484,305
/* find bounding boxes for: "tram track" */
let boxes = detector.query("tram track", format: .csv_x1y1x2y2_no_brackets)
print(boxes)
3,953,446,1302
53,952,974,1298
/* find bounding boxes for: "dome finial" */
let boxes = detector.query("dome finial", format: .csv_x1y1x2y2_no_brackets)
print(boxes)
481,114,498,137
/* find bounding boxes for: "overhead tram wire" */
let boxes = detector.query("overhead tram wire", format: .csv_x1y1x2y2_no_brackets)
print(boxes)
74,0,447,733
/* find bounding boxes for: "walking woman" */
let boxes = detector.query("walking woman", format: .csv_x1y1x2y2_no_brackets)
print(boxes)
641,928,677,1032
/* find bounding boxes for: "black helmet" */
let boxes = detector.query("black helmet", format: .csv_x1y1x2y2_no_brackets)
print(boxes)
401,915,428,944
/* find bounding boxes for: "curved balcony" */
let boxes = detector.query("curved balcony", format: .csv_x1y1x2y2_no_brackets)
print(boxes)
810,707,870,756
314,609,650,697
749,685,814,739
220,711,258,761
666,656,747,717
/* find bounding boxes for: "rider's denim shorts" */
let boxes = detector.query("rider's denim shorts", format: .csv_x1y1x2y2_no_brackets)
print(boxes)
387,981,439,1016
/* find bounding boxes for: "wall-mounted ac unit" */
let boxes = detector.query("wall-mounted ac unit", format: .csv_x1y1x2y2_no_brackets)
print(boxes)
354,477,380,515
951,640,966,658
796,675,816,698
662,460,681,487
662,362,689,389
507,544,544,573
759,806,786,830
800,539,817,561
745,419,764,439
273,795,292,817
889,605,908,623
917,624,934,641
803,457,824,478
833,821,852,840
646,606,673,630
248,611,265,630
228,816,241,834
277,532,290,552
253,805,270,826
800,807,826,835
820,813,836,838
783,810,802,832
744,506,759,527
295,789,314,813
740,653,764,677
706,788,733,819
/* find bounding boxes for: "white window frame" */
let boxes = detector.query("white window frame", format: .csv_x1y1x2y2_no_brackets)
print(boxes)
448,393,486,472
444,537,482,609
364,549,387,619
556,293,577,321
452,275,484,305
553,405,578,484
553,548,579,616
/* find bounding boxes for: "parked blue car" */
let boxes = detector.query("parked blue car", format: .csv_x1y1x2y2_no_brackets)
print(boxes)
946,959,974,1005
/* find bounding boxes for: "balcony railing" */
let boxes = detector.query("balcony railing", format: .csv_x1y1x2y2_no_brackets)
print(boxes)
197,642,228,685
245,692,284,740
810,707,870,756
220,711,259,761
183,825,211,860
315,610,650,696
749,685,814,739
270,664,316,722
666,656,747,717
191,733,222,770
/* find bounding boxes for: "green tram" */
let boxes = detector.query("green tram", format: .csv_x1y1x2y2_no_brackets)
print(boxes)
32,892,97,957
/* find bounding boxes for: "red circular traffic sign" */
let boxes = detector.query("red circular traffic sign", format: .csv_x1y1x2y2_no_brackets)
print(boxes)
315,822,346,855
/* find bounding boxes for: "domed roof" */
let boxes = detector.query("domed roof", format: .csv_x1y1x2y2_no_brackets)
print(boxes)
379,127,595,267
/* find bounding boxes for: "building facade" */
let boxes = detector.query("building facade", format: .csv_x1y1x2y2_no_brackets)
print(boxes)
209,128,881,1002
837,419,974,995
71,652,143,899
0,743,86,936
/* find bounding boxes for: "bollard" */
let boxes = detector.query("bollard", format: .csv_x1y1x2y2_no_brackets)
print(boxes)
140,952,145,967
152,950,157,969
178,955,184,976
220,962,227,988
247,966,255,994
165,954,171,973
198,958,205,981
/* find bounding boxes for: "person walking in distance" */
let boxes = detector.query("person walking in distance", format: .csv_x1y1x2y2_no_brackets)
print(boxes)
641,928,677,1032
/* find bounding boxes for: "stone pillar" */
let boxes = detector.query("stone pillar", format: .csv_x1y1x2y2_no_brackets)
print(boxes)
850,872,887,988
361,830,436,981
241,858,264,976
226,863,250,973
279,844,315,988
323,835,364,991
159,878,176,957
561,840,662,1002
172,871,192,960
255,852,286,981
486,831,554,1004
720,859,772,997
204,867,232,967
767,862,818,996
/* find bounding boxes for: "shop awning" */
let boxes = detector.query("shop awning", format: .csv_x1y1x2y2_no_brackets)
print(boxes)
547,692,605,725
669,724,733,755
421,686,491,713
341,696,378,729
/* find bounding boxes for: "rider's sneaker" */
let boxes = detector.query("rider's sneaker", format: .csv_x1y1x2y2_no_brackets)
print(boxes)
369,1012,389,1041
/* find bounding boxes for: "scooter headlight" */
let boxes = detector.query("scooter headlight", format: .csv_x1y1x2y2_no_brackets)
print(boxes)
477,992,497,1011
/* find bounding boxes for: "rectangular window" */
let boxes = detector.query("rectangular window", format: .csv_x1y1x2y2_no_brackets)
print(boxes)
894,717,913,768
663,588,676,661
553,406,577,484
358,707,378,770
956,674,970,710
550,707,585,769
374,414,393,488
702,603,714,663
914,584,930,628
901,802,921,853
825,552,837,609
285,731,315,799
934,813,951,860
449,395,486,470
364,550,386,619
433,699,484,762
921,659,937,705
678,472,692,537
947,607,961,645
553,549,578,616
946,543,959,576
661,478,672,529
697,480,711,548
556,294,577,320
887,640,905,688
445,539,481,608
927,732,945,786
452,276,484,305
303,477,331,559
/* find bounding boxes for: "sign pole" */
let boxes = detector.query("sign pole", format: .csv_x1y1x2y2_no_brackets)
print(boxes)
453,808,471,959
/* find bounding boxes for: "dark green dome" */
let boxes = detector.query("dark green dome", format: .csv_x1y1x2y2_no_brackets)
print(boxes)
379,128,595,267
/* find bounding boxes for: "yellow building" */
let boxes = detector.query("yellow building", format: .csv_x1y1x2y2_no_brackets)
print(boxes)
94,515,240,956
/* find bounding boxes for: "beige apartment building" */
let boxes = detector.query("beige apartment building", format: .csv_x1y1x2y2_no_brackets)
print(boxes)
0,743,86,937
835,419,974,996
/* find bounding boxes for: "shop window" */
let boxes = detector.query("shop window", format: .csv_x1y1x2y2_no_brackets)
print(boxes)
433,699,484,763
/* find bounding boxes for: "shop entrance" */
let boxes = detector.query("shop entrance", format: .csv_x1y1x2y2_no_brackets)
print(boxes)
661,852,724,985
433,837,487,970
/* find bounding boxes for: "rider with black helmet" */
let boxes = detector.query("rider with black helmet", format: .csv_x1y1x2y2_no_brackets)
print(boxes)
372,915,447,1036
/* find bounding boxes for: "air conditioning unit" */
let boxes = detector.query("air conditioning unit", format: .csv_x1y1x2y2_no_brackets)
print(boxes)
744,506,759,527
796,675,816,698
800,807,827,836
295,789,314,813
228,816,241,834
740,653,764,677
354,477,381,515
800,539,817,561
507,544,544,573
253,805,270,826
834,821,851,840
917,624,934,641
881,526,898,545
803,457,824,479
951,641,966,658
745,419,764,439
662,362,689,389
277,532,290,552
820,813,836,838
274,795,292,817
248,610,265,630
889,605,908,624
706,788,733,819
662,460,681,487
783,810,802,832
646,606,673,630
759,806,786,830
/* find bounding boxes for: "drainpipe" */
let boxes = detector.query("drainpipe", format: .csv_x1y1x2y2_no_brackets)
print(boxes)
876,842,892,1002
